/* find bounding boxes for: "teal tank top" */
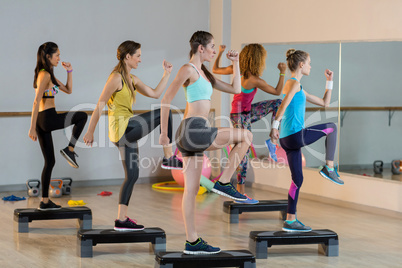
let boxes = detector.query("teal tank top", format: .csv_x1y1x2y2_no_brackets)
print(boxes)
184,63,213,103
280,77,306,138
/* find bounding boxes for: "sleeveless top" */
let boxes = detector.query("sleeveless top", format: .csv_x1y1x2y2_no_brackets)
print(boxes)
231,85,257,113
280,77,306,138
183,63,213,103
38,69,59,98
107,73,137,142
42,85,59,98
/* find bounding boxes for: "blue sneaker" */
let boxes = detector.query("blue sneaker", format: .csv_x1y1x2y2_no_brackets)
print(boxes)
184,237,221,255
234,194,259,204
282,219,312,232
212,181,247,201
319,165,344,185
265,139,278,162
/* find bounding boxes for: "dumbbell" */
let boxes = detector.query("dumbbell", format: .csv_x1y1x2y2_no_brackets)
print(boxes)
391,160,401,175
49,179,63,198
373,160,383,174
26,179,40,197
62,178,73,195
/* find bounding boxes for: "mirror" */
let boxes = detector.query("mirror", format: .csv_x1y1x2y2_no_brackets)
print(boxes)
249,41,402,182
252,42,340,168
339,41,402,181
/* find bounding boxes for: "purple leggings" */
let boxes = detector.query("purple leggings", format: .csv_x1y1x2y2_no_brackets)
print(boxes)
279,122,337,214
230,99,282,184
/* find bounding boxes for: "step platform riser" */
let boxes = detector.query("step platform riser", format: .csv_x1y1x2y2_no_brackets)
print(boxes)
223,200,288,223
249,229,339,259
13,207,92,233
77,228,166,258
155,250,256,268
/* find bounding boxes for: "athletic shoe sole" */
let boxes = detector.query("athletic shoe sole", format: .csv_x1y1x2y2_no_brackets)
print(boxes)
38,207,62,211
234,199,260,204
161,164,183,170
211,188,248,201
282,227,312,232
183,250,221,255
114,227,144,231
60,150,79,169
319,171,344,185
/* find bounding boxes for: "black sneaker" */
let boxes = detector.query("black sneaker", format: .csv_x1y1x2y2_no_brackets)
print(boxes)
60,147,79,168
161,155,183,170
114,217,144,231
183,237,221,255
212,181,248,201
38,200,62,211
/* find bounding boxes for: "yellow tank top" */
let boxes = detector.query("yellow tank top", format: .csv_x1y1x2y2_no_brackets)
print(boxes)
107,73,137,142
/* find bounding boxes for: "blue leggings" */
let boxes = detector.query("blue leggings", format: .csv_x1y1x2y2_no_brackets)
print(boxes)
279,122,337,214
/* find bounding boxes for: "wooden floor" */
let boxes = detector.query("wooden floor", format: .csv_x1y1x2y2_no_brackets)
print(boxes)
1,182,402,268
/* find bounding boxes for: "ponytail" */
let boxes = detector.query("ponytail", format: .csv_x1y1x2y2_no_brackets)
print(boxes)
33,42,59,88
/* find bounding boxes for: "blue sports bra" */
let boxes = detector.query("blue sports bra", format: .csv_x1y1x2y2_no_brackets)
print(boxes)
183,63,213,103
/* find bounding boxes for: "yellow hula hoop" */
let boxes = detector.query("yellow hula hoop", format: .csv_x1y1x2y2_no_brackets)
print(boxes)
152,181,207,195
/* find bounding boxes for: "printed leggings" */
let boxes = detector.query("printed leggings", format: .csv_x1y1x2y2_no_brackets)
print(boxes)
230,99,282,184
36,108,88,197
279,122,337,214
115,109,172,205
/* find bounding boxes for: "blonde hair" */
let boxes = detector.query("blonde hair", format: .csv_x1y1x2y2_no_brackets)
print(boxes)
239,44,267,79
286,49,309,72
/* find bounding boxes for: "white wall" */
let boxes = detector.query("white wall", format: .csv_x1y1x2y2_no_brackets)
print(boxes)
0,0,210,187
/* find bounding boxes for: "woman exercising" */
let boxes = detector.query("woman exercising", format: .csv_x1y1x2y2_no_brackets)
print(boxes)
270,49,344,232
213,44,286,203
160,31,252,254
29,42,88,210
83,40,181,231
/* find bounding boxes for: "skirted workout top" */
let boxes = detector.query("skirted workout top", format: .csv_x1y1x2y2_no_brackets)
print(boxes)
184,63,213,103
107,73,137,143
230,86,257,113
280,77,306,138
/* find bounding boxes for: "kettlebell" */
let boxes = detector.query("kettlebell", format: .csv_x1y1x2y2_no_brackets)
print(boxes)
373,160,383,174
49,179,63,198
62,178,73,195
391,160,401,175
26,179,40,197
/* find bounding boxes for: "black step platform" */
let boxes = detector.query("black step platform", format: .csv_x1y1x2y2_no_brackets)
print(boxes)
223,200,287,223
77,227,166,257
249,229,339,259
155,250,256,268
14,207,92,233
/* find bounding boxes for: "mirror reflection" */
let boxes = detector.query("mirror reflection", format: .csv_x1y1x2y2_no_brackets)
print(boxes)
255,41,402,182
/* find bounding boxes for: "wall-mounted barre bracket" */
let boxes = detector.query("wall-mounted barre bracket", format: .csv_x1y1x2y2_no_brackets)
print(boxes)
340,111,347,127
389,110,395,126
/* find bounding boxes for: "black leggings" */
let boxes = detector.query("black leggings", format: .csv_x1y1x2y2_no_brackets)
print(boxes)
36,108,88,198
115,108,172,205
